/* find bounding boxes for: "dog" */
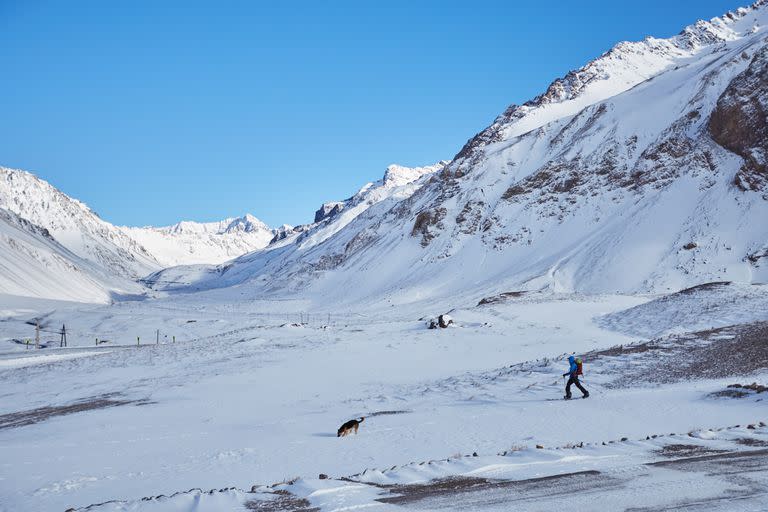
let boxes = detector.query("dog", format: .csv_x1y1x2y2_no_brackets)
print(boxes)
337,417,364,437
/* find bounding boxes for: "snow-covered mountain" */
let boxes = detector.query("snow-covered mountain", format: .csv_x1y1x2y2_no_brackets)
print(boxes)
142,161,448,290
0,167,162,281
0,166,276,300
0,208,144,302
120,214,274,267
155,1,768,305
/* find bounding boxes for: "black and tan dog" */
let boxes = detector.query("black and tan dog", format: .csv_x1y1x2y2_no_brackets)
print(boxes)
337,417,364,437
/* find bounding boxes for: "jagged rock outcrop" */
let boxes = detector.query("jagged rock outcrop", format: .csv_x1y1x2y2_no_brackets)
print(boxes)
314,202,345,223
709,44,768,194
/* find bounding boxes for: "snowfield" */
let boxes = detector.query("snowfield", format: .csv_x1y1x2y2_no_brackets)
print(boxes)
0,285,766,511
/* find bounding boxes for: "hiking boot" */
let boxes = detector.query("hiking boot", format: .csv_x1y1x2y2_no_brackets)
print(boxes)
564,395,572,400
582,392,590,399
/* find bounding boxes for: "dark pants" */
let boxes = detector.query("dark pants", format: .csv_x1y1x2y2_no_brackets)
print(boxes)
566,375,588,397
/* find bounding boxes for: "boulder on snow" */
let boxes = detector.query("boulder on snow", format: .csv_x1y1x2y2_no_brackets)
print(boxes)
428,314,454,329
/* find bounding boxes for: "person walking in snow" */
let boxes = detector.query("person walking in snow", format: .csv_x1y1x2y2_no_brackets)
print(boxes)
563,355,589,399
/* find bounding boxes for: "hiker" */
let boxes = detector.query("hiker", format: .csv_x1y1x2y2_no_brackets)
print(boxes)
563,355,589,399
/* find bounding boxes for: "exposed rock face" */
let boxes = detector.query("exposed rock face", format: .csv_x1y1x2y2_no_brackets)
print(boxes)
709,45,768,194
411,208,447,247
269,224,304,244
314,202,345,223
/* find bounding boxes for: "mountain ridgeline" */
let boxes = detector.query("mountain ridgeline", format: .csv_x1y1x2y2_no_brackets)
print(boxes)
149,1,768,306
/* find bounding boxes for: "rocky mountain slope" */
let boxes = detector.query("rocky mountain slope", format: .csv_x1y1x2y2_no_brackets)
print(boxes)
143,161,447,291
156,1,768,306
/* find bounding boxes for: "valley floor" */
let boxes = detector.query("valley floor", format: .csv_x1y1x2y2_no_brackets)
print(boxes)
0,286,766,511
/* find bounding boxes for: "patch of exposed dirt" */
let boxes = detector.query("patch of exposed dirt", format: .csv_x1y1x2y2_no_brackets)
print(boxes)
589,342,659,358
709,388,752,398
590,322,768,386
656,444,728,458
676,281,733,295
709,382,768,399
245,489,319,512
477,291,528,306
377,471,602,506
736,438,768,447
0,393,153,430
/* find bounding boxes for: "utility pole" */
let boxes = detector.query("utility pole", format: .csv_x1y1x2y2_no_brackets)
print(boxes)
35,320,40,349
60,324,67,348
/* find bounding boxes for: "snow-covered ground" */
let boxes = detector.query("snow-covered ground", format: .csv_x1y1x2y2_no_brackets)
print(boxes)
0,285,766,511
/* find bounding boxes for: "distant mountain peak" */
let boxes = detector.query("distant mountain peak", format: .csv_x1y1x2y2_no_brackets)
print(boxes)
224,214,270,234
383,161,449,188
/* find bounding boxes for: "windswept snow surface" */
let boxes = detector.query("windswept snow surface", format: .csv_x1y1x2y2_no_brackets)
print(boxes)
598,282,768,337
1,285,767,511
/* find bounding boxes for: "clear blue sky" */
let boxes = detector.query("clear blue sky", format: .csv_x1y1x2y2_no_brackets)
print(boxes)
0,0,745,227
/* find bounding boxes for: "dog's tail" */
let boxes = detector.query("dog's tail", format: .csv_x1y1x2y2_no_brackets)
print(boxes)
359,417,365,423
